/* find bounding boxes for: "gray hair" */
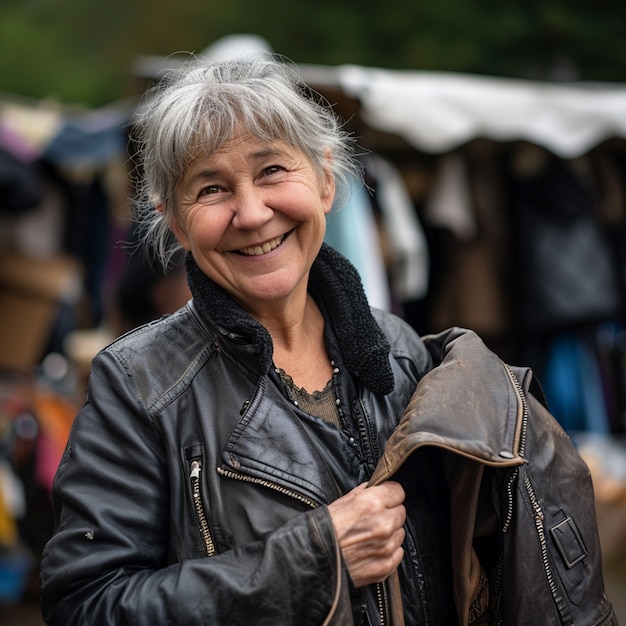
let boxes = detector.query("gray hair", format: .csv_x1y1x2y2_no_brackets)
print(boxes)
131,55,362,268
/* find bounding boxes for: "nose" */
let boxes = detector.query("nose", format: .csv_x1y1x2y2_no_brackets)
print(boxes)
231,185,274,229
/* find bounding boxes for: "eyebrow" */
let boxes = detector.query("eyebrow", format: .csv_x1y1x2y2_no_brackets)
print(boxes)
184,146,291,187
246,147,290,162
182,169,219,190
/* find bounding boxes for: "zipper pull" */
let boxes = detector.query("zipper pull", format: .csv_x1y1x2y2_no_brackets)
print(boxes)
190,459,201,479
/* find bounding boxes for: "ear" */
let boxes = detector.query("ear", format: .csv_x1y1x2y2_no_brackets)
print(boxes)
156,203,191,251
320,150,336,215
169,216,191,251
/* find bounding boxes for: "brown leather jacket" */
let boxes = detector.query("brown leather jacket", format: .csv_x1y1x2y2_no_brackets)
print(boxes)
371,327,617,626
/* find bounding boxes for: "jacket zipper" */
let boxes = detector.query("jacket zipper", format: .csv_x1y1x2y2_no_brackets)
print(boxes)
524,475,560,598
376,581,388,626
524,473,573,624
492,366,524,618
501,468,518,534
332,366,386,623
354,398,389,625
503,366,572,624
216,466,320,508
189,460,216,557
502,365,529,535
503,365,528,458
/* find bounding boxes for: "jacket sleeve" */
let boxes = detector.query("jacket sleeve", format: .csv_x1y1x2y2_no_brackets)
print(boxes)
40,349,350,626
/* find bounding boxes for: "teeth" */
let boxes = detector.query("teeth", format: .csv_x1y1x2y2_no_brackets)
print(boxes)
240,235,283,256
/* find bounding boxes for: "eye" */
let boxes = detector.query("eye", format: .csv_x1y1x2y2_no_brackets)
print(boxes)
198,185,221,197
263,165,284,176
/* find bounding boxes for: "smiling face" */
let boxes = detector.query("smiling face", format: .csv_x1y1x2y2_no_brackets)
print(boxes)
170,132,335,316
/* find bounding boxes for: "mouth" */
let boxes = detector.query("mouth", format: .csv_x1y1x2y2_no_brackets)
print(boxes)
237,230,292,256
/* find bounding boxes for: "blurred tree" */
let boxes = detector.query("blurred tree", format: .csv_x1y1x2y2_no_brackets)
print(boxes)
0,0,624,106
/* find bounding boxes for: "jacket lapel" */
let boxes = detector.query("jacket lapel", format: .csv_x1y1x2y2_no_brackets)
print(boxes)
370,327,525,488
220,376,342,505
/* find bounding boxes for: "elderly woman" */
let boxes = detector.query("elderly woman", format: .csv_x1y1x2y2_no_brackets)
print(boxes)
40,57,615,626
40,56,436,625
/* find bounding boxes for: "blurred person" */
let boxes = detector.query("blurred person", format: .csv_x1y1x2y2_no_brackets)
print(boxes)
40,56,615,625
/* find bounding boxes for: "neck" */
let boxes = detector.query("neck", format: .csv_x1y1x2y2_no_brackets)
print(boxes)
263,294,333,392
185,245,395,396
252,293,317,349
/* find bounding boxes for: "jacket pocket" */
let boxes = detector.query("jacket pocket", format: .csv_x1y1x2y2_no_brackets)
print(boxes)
186,445,216,557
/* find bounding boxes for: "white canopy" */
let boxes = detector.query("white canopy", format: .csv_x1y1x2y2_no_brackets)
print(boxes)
133,33,626,160
300,63,626,158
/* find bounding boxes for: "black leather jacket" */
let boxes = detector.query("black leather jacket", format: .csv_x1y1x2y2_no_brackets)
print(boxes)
41,245,435,626
41,246,615,625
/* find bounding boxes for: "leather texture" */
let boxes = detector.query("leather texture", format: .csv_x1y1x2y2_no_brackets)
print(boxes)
40,246,434,626
371,327,617,625
40,244,616,625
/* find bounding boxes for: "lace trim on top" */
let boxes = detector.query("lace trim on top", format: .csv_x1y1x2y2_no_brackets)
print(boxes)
276,367,341,428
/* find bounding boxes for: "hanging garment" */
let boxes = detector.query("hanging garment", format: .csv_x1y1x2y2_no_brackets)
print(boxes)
509,153,621,333
0,146,42,216
542,331,611,434
364,154,430,302
325,177,391,311
426,149,510,338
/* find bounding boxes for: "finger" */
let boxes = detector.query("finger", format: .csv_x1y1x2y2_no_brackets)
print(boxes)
366,481,406,509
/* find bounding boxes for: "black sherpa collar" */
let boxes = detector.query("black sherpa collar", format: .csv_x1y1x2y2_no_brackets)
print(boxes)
185,243,394,395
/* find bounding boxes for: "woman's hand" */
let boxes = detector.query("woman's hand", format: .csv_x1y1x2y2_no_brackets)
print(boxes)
327,481,406,588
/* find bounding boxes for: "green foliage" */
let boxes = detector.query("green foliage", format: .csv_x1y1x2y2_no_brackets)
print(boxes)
1,0,624,106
